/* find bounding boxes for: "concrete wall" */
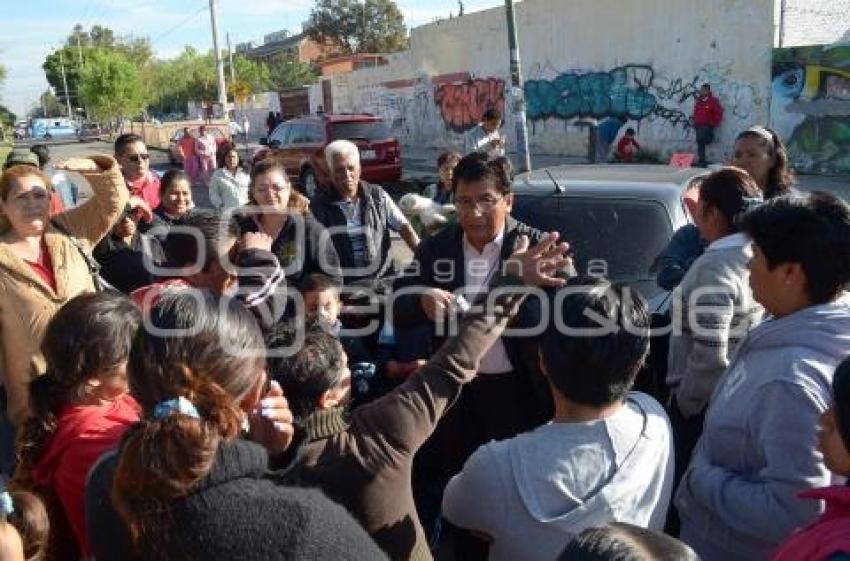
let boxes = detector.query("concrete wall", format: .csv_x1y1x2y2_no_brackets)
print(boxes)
770,44,850,173
328,0,774,163
777,0,850,47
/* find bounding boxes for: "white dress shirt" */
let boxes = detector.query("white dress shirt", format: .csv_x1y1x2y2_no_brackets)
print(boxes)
463,227,514,374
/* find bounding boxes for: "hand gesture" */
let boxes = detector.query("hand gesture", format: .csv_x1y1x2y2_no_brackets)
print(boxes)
55,155,116,173
248,380,295,456
503,232,571,288
128,196,153,223
420,287,456,322
241,231,274,252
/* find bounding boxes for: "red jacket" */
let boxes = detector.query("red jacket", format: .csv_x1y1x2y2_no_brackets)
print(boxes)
617,136,640,163
32,394,140,556
768,485,850,561
693,94,724,127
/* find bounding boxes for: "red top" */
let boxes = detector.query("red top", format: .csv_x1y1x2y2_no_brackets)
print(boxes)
26,242,57,292
48,190,65,216
32,394,141,556
769,485,850,561
693,94,724,127
130,278,193,312
616,136,641,163
179,134,196,159
126,171,161,209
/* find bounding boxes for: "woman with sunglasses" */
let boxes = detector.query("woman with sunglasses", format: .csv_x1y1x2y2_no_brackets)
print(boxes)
0,156,128,430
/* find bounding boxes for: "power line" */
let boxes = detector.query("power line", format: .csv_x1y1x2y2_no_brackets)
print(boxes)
151,4,209,46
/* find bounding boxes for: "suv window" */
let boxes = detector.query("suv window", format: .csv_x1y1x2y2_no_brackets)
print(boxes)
270,124,291,145
513,195,673,284
303,123,324,143
328,121,391,141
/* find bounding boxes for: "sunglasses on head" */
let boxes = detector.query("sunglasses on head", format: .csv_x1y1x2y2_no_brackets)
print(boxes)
128,153,150,163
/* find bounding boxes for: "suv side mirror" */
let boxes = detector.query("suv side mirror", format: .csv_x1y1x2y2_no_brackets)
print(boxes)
259,137,268,146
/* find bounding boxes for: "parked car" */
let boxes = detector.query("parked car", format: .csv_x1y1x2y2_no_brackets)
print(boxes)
510,164,706,399
253,113,402,198
168,126,231,165
77,122,107,142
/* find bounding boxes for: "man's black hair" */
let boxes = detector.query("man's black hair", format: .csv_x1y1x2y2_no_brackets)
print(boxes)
559,523,699,561
301,273,340,295
540,276,650,407
163,209,240,270
265,318,345,419
30,144,49,169
452,152,513,195
625,128,636,136
739,191,850,304
114,133,144,156
437,150,462,168
482,107,502,122
701,83,711,90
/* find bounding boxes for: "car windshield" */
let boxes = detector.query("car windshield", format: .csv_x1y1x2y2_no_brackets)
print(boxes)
512,195,673,285
329,121,391,141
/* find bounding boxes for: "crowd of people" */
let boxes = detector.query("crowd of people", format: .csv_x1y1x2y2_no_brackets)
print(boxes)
0,106,849,561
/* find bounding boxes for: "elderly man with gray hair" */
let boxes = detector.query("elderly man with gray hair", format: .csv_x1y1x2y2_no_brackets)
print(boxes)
310,139,419,287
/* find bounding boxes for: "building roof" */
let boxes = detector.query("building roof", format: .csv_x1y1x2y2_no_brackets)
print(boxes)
244,32,308,59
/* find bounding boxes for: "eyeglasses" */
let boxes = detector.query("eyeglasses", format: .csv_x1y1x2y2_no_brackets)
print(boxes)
455,195,504,213
253,184,290,195
128,154,150,163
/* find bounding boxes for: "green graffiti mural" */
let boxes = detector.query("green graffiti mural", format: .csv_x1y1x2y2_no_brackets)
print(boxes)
771,44,850,173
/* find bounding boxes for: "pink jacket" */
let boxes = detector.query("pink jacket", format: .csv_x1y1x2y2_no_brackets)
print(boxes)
769,485,850,561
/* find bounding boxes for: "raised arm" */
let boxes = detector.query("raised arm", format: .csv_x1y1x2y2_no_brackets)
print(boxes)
51,156,129,247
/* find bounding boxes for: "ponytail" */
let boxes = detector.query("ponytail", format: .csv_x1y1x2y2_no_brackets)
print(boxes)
110,367,247,547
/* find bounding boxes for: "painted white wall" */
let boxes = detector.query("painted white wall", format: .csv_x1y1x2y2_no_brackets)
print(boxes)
777,0,850,47
330,0,774,162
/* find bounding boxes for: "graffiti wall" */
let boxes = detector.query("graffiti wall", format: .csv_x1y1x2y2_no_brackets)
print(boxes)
328,0,773,162
523,62,764,159
771,44,850,173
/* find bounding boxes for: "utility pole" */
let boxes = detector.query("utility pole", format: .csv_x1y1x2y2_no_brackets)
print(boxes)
59,50,73,118
227,32,235,84
209,0,228,113
504,0,531,172
76,34,84,67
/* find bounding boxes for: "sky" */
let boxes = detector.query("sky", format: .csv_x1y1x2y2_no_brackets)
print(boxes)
0,0,501,119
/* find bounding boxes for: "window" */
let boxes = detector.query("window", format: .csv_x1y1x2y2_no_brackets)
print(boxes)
512,195,674,300
270,123,291,145
328,121,392,142
288,124,308,144
303,124,324,143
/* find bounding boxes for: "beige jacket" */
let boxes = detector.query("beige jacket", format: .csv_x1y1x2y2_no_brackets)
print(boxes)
0,158,127,426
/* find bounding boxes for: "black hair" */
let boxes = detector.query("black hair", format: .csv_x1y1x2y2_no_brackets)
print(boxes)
734,127,795,199
698,166,762,233
265,318,345,419
739,191,850,304
114,133,144,156
300,273,341,295
701,83,711,90
29,144,49,169
833,356,850,452
452,152,514,195
250,158,288,185
217,147,241,169
159,169,190,197
113,290,264,549
540,276,650,407
625,128,636,136
482,107,502,122
559,523,700,561
163,209,240,271
437,150,462,168
16,291,141,475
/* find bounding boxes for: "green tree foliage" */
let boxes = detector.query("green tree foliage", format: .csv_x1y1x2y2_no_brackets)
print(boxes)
233,56,273,92
30,90,67,119
43,24,153,109
147,47,219,116
306,0,408,54
0,105,16,127
268,53,319,90
78,49,147,123
0,64,6,89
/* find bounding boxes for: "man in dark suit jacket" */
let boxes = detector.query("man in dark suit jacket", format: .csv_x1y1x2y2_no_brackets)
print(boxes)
392,153,570,558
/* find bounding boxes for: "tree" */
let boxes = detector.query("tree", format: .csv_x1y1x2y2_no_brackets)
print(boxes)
78,49,147,123
306,0,408,54
268,54,319,90
27,90,66,119
232,56,273,93
0,64,6,89
43,24,153,109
